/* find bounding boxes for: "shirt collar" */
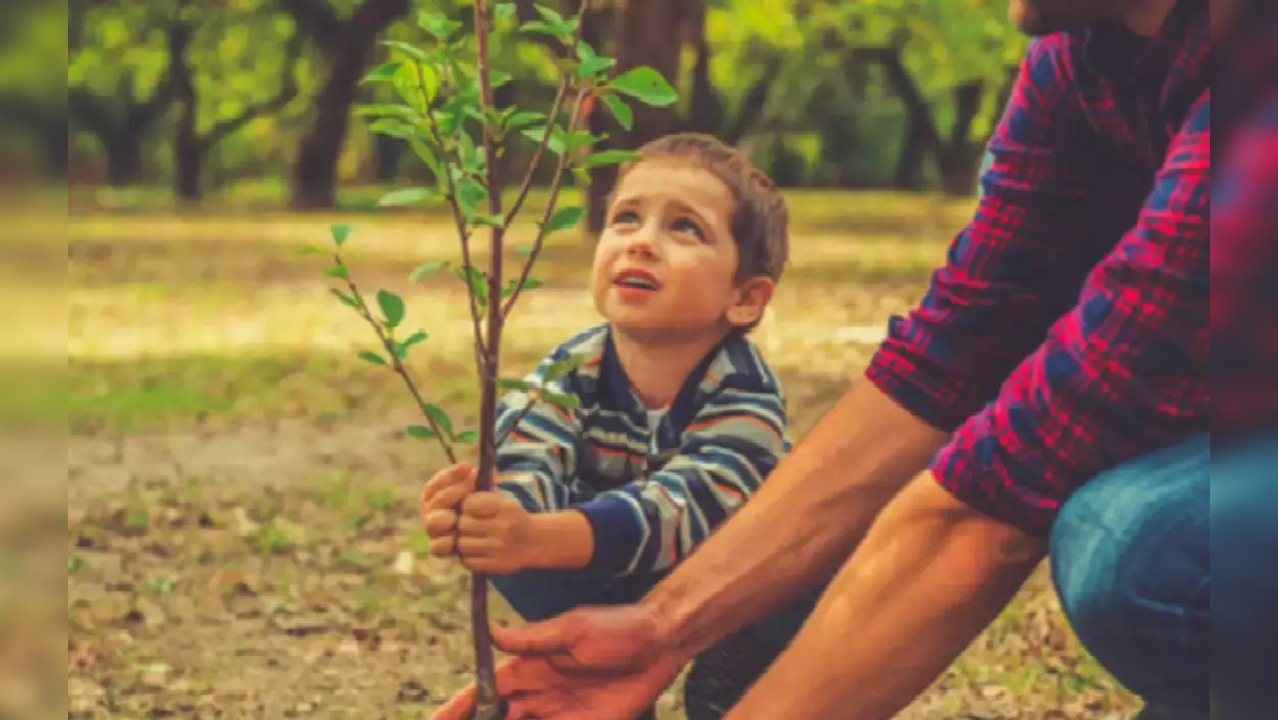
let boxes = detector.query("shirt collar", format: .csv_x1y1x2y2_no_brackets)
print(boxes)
1081,0,1206,74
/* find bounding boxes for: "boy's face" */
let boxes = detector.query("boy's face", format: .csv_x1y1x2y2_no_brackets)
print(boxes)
591,161,773,342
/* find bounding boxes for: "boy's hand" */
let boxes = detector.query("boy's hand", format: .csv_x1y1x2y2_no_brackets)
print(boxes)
419,464,536,574
452,492,537,574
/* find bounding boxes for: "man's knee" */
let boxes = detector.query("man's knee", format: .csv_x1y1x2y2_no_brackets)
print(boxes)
1209,433,1278,716
1049,435,1210,711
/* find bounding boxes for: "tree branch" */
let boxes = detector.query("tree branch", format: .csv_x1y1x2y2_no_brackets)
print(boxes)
276,0,342,50
205,31,306,147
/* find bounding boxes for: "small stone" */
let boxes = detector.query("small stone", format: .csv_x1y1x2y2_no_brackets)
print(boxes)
393,550,415,576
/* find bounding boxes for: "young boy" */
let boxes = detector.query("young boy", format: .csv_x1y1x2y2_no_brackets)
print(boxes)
420,133,791,719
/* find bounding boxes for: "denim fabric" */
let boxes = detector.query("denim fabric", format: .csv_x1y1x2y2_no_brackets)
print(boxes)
1051,431,1278,718
1050,433,1211,714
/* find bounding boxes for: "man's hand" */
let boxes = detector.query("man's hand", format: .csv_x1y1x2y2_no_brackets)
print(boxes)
420,464,537,574
429,605,688,720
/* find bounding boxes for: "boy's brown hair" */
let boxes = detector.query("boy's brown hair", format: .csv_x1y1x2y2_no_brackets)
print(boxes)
612,133,789,285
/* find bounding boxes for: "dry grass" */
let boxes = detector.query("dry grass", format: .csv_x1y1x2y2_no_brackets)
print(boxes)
52,199,1139,719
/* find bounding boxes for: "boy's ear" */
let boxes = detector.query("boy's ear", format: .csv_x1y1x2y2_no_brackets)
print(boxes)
726,276,775,327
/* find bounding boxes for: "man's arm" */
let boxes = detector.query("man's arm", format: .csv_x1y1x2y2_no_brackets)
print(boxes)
722,473,1044,720
571,374,788,577
641,37,1105,661
929,89,1210,534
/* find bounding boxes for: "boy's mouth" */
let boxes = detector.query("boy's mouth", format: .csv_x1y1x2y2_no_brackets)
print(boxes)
612,268,661,291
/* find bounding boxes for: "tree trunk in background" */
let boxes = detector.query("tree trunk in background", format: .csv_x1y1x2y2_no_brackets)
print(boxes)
584,0,691,236
284,0,409,210
686,3,720,136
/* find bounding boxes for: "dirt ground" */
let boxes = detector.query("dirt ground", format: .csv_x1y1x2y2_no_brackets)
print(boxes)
55,205,1140,720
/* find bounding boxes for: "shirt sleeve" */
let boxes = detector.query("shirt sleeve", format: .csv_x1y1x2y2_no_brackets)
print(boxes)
931,89,1212,535
1212,89,1278,432
492,349,584,514
572,375,788,577
865,37,1123,431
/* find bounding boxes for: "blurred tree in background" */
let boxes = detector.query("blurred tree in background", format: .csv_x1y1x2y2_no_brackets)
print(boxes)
50,0,1024,219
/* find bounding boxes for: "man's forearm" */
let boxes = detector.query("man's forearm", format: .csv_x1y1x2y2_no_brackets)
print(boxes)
725,473,1046,720
642,380,950,661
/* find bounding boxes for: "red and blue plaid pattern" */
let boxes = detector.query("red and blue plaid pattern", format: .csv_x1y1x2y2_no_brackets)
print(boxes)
868,1,1276,534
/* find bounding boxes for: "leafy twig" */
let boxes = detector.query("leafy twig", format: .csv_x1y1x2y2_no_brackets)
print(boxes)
332,253,458,465
418,63,488,373
502,84,591,317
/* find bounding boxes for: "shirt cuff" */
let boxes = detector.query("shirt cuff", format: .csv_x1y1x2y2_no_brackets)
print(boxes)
927,410,1064,537
865,333,984,432
573,494,644,577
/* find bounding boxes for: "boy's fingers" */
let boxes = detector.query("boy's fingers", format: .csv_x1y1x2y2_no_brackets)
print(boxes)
428,484,472,514
423,509,458,538
457,536,502,556
461,491,511,519
420,465,476,507
427,535,457,557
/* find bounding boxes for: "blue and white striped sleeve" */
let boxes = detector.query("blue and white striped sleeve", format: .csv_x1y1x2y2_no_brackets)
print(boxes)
574,374,787,577
492,349,583,514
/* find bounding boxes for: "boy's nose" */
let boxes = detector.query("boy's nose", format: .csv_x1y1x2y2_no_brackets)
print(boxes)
624,226,658,257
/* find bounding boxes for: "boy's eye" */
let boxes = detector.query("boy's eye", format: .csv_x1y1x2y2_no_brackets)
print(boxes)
611,210,641,226
671,218,704,239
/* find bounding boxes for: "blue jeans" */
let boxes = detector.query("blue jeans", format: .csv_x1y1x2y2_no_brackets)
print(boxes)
1051,432,1277,718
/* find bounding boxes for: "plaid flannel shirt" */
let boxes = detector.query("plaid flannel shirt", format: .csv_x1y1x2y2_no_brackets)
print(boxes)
868,0,1278,534
493,324,789,576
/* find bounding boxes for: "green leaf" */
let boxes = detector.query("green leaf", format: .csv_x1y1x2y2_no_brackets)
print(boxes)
68,556,86,574
572,167,592,187
394,62,438,109
395,331,429,358
475,214,506,228
363,61,402,84
358,351,387,367
543,392,581,412
608,67,677,107
377,290,405,329
382,40,430,64
503,277,544,297
544,353,588,381
532,4,576,37
505,111,547,131
357,103,419,120
455,265,489,306
406,425,439,440
456,179,489,219
563,130,596,152
497,378,534,391
514,246,534,257
330,288,361,309
418,12,462,40
582,149,640,168
369,119,415,138
423,403,453,437
520,21,558,38
522,126,565,155
407,137,446,187
600,93,634,130
578,56,615,79
544,206,585,233
495,3,517,22
292,246,324,256
409,260,449,283
323,265,349,281
455,430,479,443
378,187,435,207
490,70,513,88
330,223,356,247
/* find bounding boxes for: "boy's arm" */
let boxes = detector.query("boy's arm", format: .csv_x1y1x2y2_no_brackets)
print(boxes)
491,349,585,515
570,374,788,577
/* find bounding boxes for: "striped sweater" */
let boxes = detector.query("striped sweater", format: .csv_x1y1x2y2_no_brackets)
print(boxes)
494,323,790,577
